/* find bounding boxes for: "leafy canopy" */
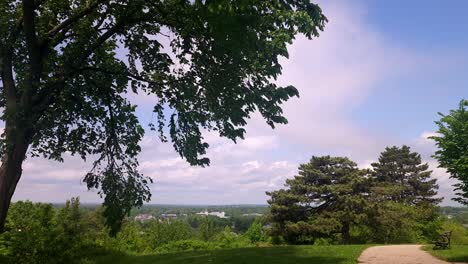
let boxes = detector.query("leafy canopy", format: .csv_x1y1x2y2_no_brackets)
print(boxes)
431,99,468,205
0,0,326,233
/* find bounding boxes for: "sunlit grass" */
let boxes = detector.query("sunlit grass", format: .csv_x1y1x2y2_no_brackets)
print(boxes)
424,245,468,263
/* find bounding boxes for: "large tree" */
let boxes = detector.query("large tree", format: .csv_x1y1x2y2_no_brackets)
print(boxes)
0,0,327,233
431,99,468,205
371,145,441,205
267,156,369,244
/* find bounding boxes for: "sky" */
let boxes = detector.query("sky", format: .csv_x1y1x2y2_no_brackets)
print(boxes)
12,0,468,206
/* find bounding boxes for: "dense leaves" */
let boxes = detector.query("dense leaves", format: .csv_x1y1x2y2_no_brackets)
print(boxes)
0,198,92,264
267,156,369,244
0,0,327,233
267,147,442,244
431,99,468,205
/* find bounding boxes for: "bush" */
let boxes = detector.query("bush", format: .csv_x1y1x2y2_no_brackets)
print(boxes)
245,221,266,243
268,235,285,245
0,198,87,264
214,226,252,248
156,240,215,253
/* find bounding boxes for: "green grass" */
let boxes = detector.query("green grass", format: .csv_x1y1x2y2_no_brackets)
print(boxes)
88,245,370,264
424,245,468,263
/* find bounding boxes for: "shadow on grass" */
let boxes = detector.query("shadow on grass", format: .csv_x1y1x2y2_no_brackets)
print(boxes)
91,246,361,264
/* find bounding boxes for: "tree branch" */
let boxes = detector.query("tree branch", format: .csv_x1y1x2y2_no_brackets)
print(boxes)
47,0,104,38
78,66,165,86
22,0,42,81
84,22,124,58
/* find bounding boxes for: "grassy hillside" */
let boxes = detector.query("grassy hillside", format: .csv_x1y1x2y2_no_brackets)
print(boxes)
424,245,468,263
88,245,369,264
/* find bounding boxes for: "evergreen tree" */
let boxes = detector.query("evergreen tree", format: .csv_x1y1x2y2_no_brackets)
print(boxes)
267,156,369,244
371,145,441,205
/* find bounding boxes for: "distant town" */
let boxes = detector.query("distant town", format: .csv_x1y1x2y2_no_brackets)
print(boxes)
134,209,264,222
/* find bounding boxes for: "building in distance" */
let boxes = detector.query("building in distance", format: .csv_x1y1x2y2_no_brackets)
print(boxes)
134,214,154,222
196,210,228,218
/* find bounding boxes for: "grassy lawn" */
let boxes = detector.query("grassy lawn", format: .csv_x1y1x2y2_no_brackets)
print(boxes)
424,245,468,263
88,245,370,264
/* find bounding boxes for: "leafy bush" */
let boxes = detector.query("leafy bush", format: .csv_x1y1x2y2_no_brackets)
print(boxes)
156,239,215,253
245,221,266,243
0,198,87,264
214,226,251,248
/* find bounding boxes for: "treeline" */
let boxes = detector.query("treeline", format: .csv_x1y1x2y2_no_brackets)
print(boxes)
0,199,267,264
128,204,269,218
267,145,466,244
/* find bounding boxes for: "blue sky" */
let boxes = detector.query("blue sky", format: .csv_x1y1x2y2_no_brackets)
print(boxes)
12,1,467,205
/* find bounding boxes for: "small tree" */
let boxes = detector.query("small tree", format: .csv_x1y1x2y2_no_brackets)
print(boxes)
431,99,468,205
199,217,217,242
245,220,265,243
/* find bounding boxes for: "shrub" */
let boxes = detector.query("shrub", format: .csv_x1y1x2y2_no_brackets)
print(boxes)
214,226,252,248
0,199,87,264
156,240,215,253
245,221,266,243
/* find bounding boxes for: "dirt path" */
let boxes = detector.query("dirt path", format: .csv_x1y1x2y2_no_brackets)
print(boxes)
358,245,460,264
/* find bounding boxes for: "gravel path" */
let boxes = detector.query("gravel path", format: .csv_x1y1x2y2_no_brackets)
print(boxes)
358,245,461,264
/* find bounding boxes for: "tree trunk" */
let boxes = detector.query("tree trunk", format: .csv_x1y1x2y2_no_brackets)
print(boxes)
341,222,350,244
0,137,30,232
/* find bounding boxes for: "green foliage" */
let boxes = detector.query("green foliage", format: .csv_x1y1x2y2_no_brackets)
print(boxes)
366,202,423,243
0,0,327,234
439,220,468,245
245,221,266,243
199,217,219,241
371,145,441,205
267,156,369,244
267,149,443,245
155,239,214,253
0,199,273,262
0,199,90,264
431,99,468,205
145,220,193,250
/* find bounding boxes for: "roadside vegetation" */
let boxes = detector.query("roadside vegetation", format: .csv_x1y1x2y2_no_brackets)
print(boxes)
425,245,468,263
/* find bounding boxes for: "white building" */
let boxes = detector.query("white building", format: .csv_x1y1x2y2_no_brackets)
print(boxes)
134,213,154,222
160,213,178,220
196,210,227,218
242,213,263,217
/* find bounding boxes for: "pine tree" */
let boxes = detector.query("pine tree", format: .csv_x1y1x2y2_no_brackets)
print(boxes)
267,156,369,244
371,145,441,205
